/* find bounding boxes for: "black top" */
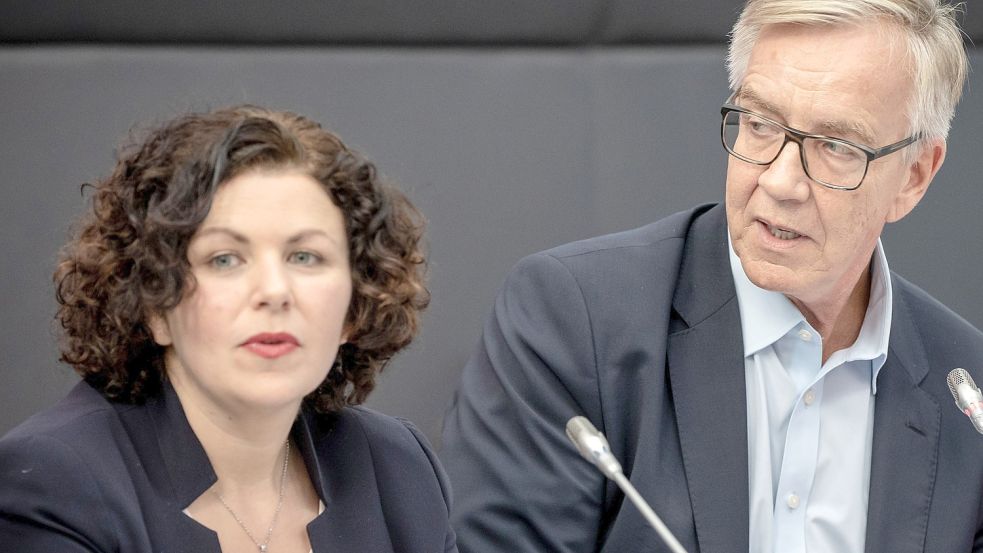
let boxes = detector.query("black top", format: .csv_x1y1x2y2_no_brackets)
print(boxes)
0,380,457,552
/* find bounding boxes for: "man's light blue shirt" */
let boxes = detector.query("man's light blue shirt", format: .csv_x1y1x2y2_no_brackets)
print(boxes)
728,238,892,553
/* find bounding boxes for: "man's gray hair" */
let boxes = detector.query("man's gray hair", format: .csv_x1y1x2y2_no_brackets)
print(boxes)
728,0,969,148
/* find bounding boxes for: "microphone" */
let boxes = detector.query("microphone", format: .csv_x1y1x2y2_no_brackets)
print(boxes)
946,368,983,434
565,415,623,478
565,416,690,553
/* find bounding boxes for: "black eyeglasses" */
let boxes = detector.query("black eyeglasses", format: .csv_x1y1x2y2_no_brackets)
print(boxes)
720,99,919,191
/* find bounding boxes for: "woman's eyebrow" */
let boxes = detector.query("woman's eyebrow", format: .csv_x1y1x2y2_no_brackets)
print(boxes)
194,227,249,243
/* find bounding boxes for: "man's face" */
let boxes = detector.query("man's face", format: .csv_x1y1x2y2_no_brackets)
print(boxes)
726,21,929,308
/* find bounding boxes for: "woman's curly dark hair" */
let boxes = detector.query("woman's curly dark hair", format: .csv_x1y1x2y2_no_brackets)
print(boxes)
54,105,429,412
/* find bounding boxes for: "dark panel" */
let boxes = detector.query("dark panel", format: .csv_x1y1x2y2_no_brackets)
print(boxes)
599,0,983,44
598,0,744,43
2,0,980,45
964,3,983,43
1,0,601,44
586,47,730,231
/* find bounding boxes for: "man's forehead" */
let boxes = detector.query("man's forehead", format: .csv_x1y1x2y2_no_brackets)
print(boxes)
738,23,911,144
736,85,879,145
749,20,910,79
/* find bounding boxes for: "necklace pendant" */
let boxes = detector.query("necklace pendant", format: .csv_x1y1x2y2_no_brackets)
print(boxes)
259,545,268,552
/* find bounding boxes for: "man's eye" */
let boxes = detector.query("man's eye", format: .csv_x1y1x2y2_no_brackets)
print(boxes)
747,119,777,135
821,140,861,158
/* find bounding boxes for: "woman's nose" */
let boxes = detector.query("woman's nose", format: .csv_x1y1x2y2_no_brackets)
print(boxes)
251,257,292,311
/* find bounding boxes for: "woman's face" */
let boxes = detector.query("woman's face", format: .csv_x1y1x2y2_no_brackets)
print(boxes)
149,169,353,415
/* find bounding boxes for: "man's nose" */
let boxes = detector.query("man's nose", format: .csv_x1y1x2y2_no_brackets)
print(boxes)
757,139,812,201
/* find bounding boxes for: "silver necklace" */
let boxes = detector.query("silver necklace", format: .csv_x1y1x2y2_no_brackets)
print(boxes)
215,440,291,553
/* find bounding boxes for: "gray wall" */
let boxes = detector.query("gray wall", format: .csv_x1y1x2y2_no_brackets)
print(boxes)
2,2,982,445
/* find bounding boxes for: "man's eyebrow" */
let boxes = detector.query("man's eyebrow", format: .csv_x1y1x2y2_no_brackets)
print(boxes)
738,87,876,146
815,119,876,147
735,87,783,115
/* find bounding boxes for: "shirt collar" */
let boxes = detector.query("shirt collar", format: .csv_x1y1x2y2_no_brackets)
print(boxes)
727,233,893,392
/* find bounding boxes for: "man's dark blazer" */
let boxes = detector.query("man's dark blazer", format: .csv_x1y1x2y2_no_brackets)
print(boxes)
0,380,458,552
441,203,983,553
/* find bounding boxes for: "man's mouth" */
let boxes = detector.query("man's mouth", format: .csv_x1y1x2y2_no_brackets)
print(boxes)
767,224,801,240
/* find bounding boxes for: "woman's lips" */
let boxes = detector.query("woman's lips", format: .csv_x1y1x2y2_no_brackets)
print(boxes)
241,333,299,359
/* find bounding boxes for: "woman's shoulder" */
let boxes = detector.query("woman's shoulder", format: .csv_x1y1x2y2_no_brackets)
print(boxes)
305,405,452,505
310,406,455,547
0,381,124,549
344,406,431,447
1,380,120,451
311,405,439,465
0,380,128,492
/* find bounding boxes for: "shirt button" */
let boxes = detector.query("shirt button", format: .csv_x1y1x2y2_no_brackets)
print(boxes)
786,493,801,509
803,389,816,406
797,329,812,342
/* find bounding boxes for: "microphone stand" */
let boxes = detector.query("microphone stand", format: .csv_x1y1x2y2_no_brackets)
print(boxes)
566,416,689,553
610,471,688,553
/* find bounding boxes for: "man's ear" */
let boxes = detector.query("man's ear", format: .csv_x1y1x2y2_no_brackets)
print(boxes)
887,138,946,223
146,312,173,347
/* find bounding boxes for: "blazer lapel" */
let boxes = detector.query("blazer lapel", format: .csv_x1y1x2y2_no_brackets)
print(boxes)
667,205,750,553
296,410,396,553
864,283,940,553
117,382,223,552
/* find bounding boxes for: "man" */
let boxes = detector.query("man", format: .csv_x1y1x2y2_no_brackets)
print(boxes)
441,1,983,552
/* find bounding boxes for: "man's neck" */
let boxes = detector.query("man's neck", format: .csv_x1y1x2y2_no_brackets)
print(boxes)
789,266,872,364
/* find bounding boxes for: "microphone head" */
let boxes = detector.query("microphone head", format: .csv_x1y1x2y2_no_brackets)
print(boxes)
947,368,982,407
947,368,976,398
946,368,983,435
565,416,623,477
565,416,601,463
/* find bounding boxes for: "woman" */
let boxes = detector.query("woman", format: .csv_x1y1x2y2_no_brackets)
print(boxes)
0,105,456,552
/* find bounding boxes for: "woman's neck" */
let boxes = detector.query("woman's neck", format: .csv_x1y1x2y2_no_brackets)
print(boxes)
170,377,301,490
167,374,320,553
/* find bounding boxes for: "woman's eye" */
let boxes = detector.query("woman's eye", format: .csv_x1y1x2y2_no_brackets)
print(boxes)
209,253,240,269
289,251,322,265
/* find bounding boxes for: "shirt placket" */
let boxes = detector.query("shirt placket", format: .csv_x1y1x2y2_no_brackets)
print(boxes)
773,323,824,552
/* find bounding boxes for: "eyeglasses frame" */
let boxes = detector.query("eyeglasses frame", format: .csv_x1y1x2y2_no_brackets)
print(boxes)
720,99,920,191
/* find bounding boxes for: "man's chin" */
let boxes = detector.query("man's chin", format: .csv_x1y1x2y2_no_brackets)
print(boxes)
742,259,802,295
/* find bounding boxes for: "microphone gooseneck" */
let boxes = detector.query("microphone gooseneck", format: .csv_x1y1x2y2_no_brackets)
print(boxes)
565,416,690,553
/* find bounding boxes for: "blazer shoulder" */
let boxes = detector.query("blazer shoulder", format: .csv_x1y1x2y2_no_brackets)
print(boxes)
1,381,120,451
0,383,122,549
326,407,457,550
340,407,442,471
894,273,983,351
343,407,451,499
542,203,715,261
341,406,423,442
502,203,718,301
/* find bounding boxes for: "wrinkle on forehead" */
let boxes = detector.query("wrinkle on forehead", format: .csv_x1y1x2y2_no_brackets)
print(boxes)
741,21,912,146
737,86,877,145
